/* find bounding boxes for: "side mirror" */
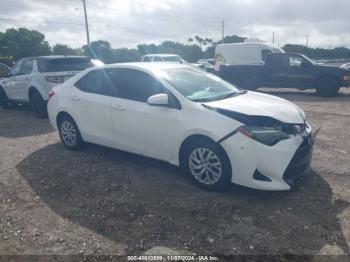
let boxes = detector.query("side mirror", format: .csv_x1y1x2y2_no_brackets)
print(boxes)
147,94,169,106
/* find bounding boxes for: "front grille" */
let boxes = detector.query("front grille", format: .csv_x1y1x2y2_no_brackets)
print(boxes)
283,134,313,186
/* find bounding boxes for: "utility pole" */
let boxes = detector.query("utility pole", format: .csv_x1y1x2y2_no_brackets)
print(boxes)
222,20,225,41
82,0,90,46
272,32,275,44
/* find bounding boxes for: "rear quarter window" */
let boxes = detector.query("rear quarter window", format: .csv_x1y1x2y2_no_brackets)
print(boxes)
74,69,117,97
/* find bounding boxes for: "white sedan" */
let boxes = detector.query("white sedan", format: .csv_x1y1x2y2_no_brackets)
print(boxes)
48,63,313,191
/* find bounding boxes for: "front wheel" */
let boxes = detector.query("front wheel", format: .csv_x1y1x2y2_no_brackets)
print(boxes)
181,139,232,191
58,116,84,150
315,77,340,97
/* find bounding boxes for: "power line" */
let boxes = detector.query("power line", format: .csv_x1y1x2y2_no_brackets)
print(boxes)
0,16,84,26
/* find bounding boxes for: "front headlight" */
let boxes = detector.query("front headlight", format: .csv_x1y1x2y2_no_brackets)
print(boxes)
344,75,350,81
237,126,290,146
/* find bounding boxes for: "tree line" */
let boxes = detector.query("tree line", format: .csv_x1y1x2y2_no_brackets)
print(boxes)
1,28,350,65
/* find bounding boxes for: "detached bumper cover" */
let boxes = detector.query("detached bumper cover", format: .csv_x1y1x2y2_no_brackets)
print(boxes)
283,132,314,186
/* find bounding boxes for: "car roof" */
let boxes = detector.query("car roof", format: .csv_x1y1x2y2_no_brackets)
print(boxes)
103,62,191,72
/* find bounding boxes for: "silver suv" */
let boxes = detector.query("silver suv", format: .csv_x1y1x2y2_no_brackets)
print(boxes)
0,56,103,118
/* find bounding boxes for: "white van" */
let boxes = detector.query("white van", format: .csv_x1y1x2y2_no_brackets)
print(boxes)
215,42,284,68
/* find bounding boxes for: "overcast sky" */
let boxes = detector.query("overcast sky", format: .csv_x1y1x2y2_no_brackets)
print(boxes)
0,0,349,49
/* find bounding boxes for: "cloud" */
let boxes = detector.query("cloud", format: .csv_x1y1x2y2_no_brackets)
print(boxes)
0,0,349,48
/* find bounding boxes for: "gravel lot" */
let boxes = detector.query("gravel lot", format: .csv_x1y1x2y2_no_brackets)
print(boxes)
0,88,349,257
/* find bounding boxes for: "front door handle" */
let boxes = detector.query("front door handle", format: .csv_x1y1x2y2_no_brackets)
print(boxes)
112,104,126,111
71,96,80,101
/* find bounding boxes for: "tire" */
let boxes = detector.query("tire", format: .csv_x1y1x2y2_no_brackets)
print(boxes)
30,91,48,118
0,87,12,109
58,115,84,150
315,77,340,97
181,138,232,191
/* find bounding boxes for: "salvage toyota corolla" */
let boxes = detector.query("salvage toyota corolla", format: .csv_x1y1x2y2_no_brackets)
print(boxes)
48,63,313,191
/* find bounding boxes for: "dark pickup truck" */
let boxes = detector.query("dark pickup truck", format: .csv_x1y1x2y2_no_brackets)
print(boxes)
217,52,350,96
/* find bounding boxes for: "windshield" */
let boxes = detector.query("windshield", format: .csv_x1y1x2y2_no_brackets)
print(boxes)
163,56,182,62
38,58,95,72
159,67,241,102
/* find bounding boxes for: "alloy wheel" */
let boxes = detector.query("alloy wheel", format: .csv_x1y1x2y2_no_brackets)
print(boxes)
60,120,77,147
189,148,223,185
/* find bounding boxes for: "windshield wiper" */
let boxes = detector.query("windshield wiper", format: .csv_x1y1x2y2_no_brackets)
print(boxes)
192,90,247,102
216,90,247,100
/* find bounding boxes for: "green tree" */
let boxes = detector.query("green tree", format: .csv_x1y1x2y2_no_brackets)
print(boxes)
0,28,51,59
216,35,247,45
113,48,141,63
52,44,78,56
83,40,114,63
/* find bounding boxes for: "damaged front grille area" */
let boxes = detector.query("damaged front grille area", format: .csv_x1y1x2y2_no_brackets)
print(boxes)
283,134,313,186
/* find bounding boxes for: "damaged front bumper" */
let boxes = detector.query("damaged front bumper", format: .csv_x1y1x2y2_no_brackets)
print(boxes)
220,124,313,191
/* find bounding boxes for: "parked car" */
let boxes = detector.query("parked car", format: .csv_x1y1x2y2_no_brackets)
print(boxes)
48,63,313,191
340,63,350,70
0,56,104,117
197,59,216,72
141,54,186,63
215,44,350,96
142,54,206,70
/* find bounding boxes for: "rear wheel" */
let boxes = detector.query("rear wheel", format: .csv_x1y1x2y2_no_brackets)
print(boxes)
315,77,340,97
0,87,12,109
30,91,48,118
58,115,84,150
181,138,232,191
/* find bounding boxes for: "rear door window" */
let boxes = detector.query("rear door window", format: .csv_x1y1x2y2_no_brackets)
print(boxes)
75,69,117,97
153,56,163,62
38,58,94,72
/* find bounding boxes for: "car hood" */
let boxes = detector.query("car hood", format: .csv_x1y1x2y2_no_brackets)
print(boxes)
203,91,305,124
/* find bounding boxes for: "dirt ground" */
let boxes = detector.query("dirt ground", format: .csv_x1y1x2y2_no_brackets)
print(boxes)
0,88,349,258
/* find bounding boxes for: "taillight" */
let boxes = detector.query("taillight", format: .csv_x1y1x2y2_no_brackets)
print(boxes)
48,90,55,99
45,76,65,83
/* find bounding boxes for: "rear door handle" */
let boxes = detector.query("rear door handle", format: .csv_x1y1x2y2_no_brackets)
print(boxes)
71,96,80,101
112,104,126,111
